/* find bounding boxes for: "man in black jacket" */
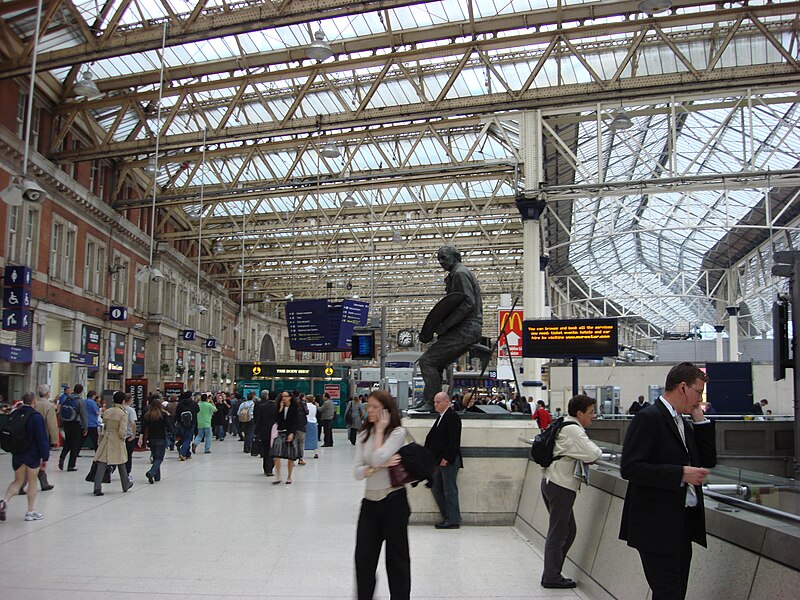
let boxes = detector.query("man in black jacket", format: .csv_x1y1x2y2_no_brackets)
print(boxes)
619,362,716,600
424,391,463,529
175,392,199,461
254,390,277,476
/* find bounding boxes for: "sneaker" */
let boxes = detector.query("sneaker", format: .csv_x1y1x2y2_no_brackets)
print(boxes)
24,511,44,521
179,455,186,462
0,498,7,521
191,443,197,454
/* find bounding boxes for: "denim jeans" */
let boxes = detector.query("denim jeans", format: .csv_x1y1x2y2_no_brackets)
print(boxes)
194,427,213,452
214,424,226,440
177,424,193,457
147,439,166,480
431,455,462,524
242,421,255,453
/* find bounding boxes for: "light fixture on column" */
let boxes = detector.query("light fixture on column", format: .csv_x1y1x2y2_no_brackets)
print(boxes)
608,108,633,131
638,0,672,15
74,69,102,100
1,178,24,206
306,29,334,62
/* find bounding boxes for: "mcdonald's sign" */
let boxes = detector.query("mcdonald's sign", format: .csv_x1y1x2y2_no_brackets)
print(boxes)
498,309,523,358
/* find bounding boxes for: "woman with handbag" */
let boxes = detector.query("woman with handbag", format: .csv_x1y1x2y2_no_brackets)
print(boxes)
353,390,410,600
92,391,132,496
271,392,299,484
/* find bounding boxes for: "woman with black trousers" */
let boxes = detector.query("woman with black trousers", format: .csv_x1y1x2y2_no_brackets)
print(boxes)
353,390,409,600
138,394,170,484
271,392,299,484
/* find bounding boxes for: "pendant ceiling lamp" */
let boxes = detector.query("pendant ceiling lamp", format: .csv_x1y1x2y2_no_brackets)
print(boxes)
608,108,634,131
74,69,102,100
320,141,340,158
306,29,334,62
638,0,672,15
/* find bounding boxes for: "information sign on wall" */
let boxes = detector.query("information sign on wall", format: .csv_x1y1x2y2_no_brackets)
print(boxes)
522,318,618,359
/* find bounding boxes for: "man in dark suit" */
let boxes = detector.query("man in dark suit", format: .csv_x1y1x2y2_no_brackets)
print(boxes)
253,390,277,476
424,391,463,529
619,362,716,600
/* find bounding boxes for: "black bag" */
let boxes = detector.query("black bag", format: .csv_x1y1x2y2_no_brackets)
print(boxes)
179,409,193,428
0,409,32,453
344,403,353,427
530,418,577,467
85,461,112,484
59,395,80,422
250,435,263,457
390,442,436,486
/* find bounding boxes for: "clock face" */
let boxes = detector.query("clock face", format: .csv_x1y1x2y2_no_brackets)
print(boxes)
397,329,414,347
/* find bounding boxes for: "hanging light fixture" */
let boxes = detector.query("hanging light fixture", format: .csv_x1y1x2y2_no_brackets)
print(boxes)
392,230,403,243
416,256,426,266
143,156,158,175
320,141,340,158
341,191,357,208
638,0,671,15
608,108,633,131
306,29,334,62
212,240,225,254
74,69,102,100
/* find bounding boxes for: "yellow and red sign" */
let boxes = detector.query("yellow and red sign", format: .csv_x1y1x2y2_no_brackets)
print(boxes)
498,309,523,358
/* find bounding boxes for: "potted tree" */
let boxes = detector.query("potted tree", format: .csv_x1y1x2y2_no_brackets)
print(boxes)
175,364,185,377
160,363,170,376
187,366,196,379
199,368,206,380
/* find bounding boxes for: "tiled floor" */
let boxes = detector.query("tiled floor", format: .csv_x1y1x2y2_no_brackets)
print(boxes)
0,431,601,599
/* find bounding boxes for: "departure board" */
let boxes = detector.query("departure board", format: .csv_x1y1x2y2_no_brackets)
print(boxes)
286,298,370,351
522,318,618,358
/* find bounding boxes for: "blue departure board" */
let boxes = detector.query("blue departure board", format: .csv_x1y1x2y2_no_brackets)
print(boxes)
286,298,370,351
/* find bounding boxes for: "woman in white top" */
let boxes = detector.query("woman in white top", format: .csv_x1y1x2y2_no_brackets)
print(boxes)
304,396,319,459
353,390,409,600
540,394,602,589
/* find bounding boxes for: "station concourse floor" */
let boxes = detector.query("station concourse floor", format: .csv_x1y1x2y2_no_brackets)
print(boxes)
0,431,600,600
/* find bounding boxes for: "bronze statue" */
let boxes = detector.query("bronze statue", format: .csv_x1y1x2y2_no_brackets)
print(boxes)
414,246,489,411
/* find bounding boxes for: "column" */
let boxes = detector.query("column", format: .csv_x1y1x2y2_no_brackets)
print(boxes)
726,306,739,362
519,110,546,402
714,324,725,362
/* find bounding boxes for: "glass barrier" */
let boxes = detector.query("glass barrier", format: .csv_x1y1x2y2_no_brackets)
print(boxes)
590,440,800,520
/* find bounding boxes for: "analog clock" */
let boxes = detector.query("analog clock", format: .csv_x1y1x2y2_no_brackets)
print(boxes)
397,329,415,347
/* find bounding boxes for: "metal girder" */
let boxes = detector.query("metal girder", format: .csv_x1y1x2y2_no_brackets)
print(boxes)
49,3,800,165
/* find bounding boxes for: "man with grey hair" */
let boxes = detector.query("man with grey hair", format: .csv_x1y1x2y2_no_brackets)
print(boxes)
18,385,57,494
416,246,488,411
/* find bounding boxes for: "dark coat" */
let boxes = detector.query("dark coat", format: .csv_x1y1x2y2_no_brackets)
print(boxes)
619,400,716,554
254,399,277,438
424,407,463,467
274,402,298,434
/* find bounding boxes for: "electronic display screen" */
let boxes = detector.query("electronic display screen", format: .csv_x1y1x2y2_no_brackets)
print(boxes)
522,318,618,358
351,332,375,360
287,299,370,351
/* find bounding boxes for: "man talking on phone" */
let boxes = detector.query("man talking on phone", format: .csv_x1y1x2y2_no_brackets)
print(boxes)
619,362,717,600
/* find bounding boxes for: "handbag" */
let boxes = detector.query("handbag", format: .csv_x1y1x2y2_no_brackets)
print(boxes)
85,461,112,484
388,436,436,487
250,435,263,457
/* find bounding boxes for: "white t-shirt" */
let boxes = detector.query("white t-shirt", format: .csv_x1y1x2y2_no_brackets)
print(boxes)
124,405,137,437
306,403,318,424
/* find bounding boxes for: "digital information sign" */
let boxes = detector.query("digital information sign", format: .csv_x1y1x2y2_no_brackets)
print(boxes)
351,332,375,360
522,318,618,359
286,299,370,351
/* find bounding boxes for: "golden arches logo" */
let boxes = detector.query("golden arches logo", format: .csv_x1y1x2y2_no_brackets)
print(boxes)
325,366,334,376
499,310,523,334
252,366,262,376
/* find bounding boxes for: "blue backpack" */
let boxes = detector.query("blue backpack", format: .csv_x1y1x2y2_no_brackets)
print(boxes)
60,395,80,422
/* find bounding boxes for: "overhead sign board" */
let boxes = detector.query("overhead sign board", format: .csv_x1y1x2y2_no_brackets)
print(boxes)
498,309,523,358
286,299,370,351
522,318,618,359
108,306,128,321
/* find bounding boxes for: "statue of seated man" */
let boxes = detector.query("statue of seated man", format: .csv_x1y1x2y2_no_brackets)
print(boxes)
416,245,489,411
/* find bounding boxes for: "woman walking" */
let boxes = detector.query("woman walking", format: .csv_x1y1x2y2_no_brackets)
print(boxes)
305,395,319,459
345,395,366,445
271,392,299,484
93,391,132,496
139,395,170,484
354,390,410,600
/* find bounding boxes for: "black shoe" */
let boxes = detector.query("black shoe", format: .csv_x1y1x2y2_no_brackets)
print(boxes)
146,473,154,484
541,578,576,589
58,462,64,471
434,521,460,529
93,490,104,496
18,487,26,495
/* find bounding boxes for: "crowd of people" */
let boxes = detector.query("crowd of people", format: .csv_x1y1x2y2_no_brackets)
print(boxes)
1,362,721,600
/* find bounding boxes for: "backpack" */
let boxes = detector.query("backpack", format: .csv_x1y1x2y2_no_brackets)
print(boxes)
529,418,577,467
179,409,194,428
0,409,32,453
60,395,80,422
238,401,253,422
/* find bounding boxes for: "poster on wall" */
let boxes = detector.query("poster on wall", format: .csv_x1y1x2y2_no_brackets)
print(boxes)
131,338,145,377
107,331,126,378
81,325,101,376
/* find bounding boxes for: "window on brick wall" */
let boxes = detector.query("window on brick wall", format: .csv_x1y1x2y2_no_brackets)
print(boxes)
110,252,129,305
49,217,77,284
9,205,40,267
84,237,107,297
